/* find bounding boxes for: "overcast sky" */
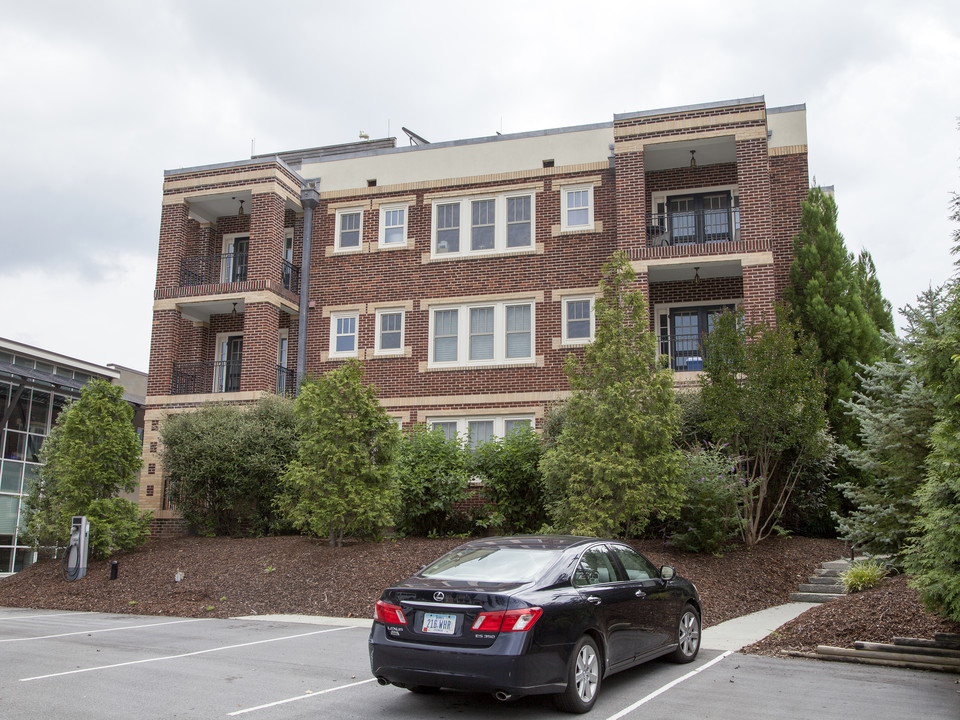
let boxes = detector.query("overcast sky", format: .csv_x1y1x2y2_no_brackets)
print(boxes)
1,1,958,371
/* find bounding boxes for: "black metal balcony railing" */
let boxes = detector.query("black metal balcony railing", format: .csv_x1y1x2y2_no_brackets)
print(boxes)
276,365,296,397
646,207,740,247
658,332,708,372
171,360,242,395
179,253,248,286
282,260,300,292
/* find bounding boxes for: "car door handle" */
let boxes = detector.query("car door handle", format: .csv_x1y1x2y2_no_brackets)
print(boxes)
586,596,602,605
635,590,647,598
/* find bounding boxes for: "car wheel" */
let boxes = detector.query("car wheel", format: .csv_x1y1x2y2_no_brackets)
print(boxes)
668,604,701,663
554,635,601,714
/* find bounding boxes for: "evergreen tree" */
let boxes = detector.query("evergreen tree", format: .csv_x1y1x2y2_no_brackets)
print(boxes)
21,379,150,559
785,187,885,444
836,333,937,558
855,249,895,337
275,361,399,547
540,252,684,537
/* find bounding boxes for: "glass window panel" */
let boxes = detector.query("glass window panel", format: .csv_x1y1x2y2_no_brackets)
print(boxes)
1,461,23,493
35,361,54,373
468,420,494,449
29,391,50,434
7,391,29,431
434,309,458,362
507,195,532,247
567,190,589,226
335,316,357,353
470,307,494,360
436,203,460,253
379,312,402,350
383,208,405,244
0,495,19,534
567,300,591,339
3,430,25,461
22,464,37,495
0,351,11,363
13,356,34,369
471,199,495,251
505,305,531,358
51,395,70,427
431,422,458,441
0,548,11,574
610,545,657,580
339,212,361,247
74,372,91,385
13,550,34,572
26,434,44,463
504,419,532,435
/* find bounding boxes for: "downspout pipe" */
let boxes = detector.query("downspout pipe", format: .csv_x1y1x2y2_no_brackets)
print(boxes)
296,186,320,392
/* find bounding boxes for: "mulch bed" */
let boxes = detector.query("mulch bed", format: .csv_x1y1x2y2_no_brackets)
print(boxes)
0,535,845,629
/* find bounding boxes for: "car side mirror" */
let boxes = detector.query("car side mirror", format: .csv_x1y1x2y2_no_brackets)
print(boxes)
659,565,675,581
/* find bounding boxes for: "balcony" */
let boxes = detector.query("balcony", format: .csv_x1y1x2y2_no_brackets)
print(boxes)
276,365,296,397
171,360,241,395
178,253,300,293
646,206,740,248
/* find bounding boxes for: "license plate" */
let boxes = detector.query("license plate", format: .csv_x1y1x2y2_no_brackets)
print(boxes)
422,612,456,635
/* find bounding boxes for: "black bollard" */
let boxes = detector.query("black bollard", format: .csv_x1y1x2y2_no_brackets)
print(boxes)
110,560,119,580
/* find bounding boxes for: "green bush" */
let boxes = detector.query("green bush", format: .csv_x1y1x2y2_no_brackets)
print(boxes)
668,444,743,555
85,497,152,559
471,424,545,534
394,425,469,536
840,558,890,593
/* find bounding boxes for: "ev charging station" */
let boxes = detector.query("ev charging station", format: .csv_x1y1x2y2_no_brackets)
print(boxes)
63,515,89,581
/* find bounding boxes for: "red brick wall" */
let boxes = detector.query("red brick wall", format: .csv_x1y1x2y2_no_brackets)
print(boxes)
769,152,809,296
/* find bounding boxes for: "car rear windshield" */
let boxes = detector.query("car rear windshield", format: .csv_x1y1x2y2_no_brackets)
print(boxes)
420,547,563,583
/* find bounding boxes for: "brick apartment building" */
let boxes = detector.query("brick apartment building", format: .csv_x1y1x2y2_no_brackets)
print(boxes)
140,96,809,529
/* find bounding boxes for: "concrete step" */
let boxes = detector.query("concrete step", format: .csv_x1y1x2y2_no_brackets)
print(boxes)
790,592,843,603
821,560,854,572
806,575,841,585
798,583,845,594
815,568,843,578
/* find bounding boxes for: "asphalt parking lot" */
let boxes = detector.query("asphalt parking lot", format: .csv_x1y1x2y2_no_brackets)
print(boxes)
1,608,957,719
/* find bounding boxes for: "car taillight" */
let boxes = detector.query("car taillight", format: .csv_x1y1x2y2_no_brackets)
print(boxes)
471,607,542,633
375,600,407,625
502,607,542,632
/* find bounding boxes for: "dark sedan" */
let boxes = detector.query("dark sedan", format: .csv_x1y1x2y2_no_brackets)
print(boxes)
369,535,702,713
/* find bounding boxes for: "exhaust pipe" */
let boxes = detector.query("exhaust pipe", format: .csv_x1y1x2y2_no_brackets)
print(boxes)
377,677,390,686
494,690,512,702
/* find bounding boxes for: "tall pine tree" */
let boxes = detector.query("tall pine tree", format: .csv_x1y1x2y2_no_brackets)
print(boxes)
786,187,885,446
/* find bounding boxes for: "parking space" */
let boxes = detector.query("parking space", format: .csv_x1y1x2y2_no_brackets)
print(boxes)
2,608,957,719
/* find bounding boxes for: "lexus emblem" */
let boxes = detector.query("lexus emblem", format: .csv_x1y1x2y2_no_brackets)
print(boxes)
433,591,445,602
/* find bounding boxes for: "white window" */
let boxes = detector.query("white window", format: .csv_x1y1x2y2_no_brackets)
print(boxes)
375,309,404,355
561,185,593,231
379,204,408,246
221,233,249,283
329,312,359,358
336,209,362,251
432,192,535,257
563,296,594,344
429,301,535,367
214,332,243,393
277,329,289,368
426,415,536,448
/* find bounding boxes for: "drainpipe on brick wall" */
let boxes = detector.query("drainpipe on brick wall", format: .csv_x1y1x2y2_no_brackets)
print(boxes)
297,186,320,392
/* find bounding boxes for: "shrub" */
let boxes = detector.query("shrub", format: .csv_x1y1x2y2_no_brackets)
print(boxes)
471,425,544,534
840,558,890,594
394,425,469,536
667,444,743,555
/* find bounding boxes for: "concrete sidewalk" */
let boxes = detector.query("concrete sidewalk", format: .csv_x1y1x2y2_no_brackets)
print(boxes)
237,601,819,651
700,602,818,651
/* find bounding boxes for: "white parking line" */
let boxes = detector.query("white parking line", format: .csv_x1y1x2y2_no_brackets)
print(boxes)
19,625,357,682
0,617,205,643
0,611,97,622
227,678,378,716
604,651,733,720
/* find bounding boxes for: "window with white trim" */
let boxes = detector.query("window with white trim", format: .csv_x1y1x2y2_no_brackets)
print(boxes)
432,192,535,257
426,415,536,449
379,204,408,246
335,209,362,251
329,311,359,358
561,185,593,231
375,309,404,355
563,296,594,344
429,300,535,367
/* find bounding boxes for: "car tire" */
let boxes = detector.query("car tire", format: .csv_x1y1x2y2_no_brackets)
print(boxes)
554,635,601,714
668,604,701,663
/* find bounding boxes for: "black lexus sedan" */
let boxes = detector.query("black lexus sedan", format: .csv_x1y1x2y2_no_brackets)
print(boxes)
369,535,702,713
